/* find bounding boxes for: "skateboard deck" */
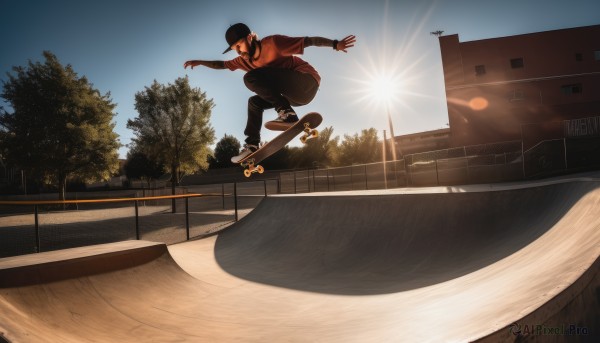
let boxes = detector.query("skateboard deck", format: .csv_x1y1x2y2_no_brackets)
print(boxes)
238,112,322,177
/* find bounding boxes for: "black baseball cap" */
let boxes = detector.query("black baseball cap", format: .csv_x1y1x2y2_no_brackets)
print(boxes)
223,23,251,54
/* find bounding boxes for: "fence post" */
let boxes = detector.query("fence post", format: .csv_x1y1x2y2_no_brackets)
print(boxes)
185,197,190,241
383,161,388,189
277,176,281,194
263,179,267,197
365,164,368,190
394,160,399,188
222,183,225,209
294,171,297,194
134,200,140,240
34,205,40,252
234,182,238,221
332,169,336,191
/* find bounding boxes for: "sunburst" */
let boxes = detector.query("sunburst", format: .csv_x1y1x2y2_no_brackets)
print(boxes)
343,1,438,131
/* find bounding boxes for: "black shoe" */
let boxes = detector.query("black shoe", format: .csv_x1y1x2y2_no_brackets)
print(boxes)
275,109,299,123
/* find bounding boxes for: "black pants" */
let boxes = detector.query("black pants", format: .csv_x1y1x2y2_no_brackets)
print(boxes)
243,67,319,145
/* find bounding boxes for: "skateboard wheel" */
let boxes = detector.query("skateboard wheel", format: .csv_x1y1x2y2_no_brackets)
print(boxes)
300,135,308,144
244,169,252,178
257,165,265,174
311,129,319,138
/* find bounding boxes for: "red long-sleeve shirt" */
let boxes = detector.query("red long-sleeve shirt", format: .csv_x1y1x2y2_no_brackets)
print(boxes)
224,35,321,85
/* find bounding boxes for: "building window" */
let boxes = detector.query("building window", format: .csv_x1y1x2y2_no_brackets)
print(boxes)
510,58,524,69
595,51,600,61
575,53,583,61
509,89,524,102
475,65,486,76
561,83,583,95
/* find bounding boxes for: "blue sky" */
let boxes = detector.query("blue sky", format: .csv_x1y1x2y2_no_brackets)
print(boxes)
1,0,599,158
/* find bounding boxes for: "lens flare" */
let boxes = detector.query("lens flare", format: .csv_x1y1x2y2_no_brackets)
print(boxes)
469,97,489,111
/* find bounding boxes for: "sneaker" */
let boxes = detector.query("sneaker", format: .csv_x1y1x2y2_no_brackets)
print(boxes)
274,108,299,123
231,144,258,163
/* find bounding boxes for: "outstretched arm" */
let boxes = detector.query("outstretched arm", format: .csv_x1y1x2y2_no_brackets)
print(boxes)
183,60,226,70
304,35,356,53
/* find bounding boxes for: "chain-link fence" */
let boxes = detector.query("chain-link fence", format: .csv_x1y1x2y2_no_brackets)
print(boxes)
278,137,600,191
279,160,408,193
3,135,599,258
0,180,277,258
280,141,524,191
524,137,600,178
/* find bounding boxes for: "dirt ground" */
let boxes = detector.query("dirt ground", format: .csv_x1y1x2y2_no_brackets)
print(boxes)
0,193,262,258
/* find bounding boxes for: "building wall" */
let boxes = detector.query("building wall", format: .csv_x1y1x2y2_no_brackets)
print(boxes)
439,25,600,148
395,129,450,155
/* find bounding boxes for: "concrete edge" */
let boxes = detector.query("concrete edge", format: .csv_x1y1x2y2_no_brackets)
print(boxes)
0,240,167,288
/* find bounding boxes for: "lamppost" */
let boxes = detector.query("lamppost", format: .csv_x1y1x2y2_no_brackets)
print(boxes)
371,75,399,162
382,130,387,189
386,107,398,161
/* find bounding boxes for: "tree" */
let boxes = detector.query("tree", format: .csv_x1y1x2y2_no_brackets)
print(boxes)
127,77,215,197
262,145,295,170
209,134,241,169
337,128,381,165
292,126,339,168
124,150,165,187
0,51,120,200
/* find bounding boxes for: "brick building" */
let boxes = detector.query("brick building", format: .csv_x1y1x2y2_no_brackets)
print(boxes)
437,24,600,150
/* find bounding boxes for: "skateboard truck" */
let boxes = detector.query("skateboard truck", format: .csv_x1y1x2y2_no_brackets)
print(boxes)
241,158,265,178
300,122,319,143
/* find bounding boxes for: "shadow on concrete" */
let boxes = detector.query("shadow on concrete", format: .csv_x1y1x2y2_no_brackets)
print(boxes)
215,182,598,295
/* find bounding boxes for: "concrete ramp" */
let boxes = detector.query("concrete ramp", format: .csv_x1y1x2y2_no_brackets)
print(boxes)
1,178,599,342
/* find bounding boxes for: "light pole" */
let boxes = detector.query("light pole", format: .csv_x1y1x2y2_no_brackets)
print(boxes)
383,130,387,189
386,107,397,161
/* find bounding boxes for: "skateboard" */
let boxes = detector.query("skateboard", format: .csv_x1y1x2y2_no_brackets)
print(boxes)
238,112,322,177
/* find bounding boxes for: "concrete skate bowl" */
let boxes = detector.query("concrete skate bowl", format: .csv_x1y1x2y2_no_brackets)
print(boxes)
0,178,598,342
214,180,600,296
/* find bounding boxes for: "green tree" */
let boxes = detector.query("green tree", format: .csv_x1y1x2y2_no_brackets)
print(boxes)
260,145,294,171
0,51,120,200
337,128,381,165
292,126,339,168
124,150,165,187
127,77,215,195
209,134,241,169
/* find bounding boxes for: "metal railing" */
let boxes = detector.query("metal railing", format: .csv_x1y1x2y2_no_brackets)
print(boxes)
0,194,205,255
279,160,407,193
278,137,600,192
2,136,598,257
0,179,277,258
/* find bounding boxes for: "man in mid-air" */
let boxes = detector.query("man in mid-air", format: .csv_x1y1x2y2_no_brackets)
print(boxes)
184,23,355,162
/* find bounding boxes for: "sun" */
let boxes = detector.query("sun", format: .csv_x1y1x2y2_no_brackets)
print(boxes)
368,72,404,108
343,27,428,114
371,75,394,99
345,49,413,114
342,0,439,127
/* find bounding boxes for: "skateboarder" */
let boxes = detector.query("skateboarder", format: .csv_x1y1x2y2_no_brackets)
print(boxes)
184,23,356,162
